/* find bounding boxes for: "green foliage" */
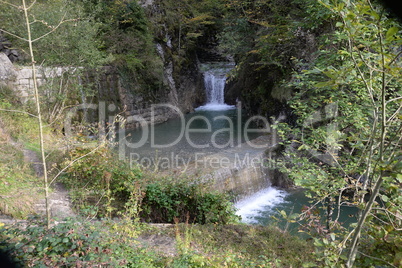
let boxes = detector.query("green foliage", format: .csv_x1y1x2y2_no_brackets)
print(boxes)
292,0,335,30
186,224,314,267
149,0,223,48
217,0,332,117
81,0,164,94
276,0,402,266
218,17,254,58
220,0,321,66
141,178,239,224
143,0,229,90
62,146,143,218
0,217,314,268
0,217,162,267
358,174,402,267
1,0,111,67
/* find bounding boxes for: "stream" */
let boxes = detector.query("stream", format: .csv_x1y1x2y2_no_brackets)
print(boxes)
119,62,358,229
235,187,358,232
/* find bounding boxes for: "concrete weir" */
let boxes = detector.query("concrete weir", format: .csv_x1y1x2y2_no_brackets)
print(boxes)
172,135,276,200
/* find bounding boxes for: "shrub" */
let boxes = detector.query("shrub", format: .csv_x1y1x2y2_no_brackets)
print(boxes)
0,217,162,267
140,178,240,224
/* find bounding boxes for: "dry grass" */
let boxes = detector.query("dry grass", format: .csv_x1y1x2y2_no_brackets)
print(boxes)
0,141,43,218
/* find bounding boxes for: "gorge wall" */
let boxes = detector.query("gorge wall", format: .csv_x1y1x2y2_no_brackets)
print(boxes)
0,0,214,130
1,0,321,132
0,42,205,131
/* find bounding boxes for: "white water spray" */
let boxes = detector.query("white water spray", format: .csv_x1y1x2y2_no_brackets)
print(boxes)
196,63,235,111
204,70,225,104
235,187,288,224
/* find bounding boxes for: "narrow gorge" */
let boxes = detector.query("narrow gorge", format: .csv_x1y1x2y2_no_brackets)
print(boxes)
1,0,400,266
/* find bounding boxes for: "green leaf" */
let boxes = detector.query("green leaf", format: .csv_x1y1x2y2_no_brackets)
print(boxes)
315,81,332,88
279,210,287,218
386,27,399,41
335,22,343,28
314,240,324,247
330,233,335,241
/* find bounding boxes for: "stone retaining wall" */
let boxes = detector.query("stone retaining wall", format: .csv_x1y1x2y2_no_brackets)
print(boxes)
0,52,79,101
15,66,80,101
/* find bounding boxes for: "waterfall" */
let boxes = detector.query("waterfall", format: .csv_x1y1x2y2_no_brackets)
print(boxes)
196,62,235,111
204,70,225,104
235,188,288,224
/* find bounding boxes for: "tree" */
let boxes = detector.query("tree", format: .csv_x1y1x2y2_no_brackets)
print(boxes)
0,0,109,67
0,0,111,228
279,0,401,266
0,0,61,228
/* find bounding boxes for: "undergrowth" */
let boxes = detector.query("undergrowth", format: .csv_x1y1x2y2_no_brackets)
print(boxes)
0,216,314,267
0,84,313,267
0,85,44,218
0,217,164,267
0,146,42,218
61,146,240,225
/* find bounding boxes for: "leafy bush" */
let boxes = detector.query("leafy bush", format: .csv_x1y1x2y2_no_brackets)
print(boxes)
140,178,240,224
0,217,162,267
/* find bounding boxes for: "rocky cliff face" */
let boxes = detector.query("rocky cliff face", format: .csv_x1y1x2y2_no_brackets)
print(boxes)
1,16,206,131
0,52,204,130
224,27,318,124
84,0,208,128
115,44,205,128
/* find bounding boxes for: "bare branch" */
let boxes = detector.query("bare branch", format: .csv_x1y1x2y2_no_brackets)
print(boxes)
386,96,402,105
32,15,77,43
357,251,397,268
371,207,402,230
0,108,39,118
0,28,27,42
49,143,105,186
26,0,37,10
387,104,402,123
388,50,402,66
0,0,21,9
29,14,54,28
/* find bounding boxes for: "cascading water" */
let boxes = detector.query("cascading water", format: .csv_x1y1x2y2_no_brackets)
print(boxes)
195,63,290,224
204,70,225,104
196,63,235,111
235,188,289,224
